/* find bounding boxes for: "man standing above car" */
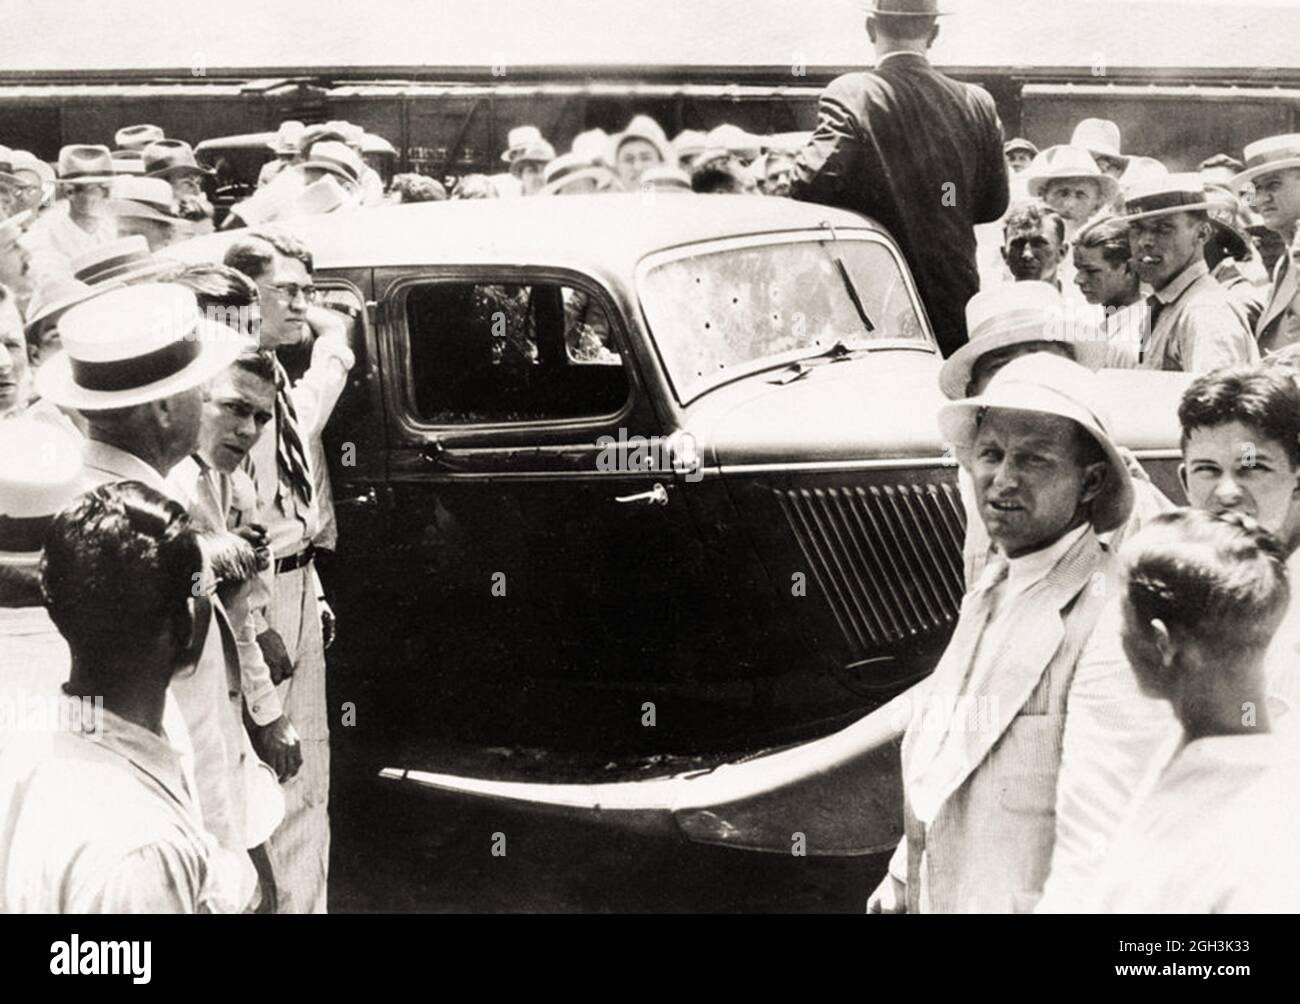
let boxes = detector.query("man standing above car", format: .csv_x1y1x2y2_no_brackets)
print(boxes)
1235,134,1300,355
791,0,1008,357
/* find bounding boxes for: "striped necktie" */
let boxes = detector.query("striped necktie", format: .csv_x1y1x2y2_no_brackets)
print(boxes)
271,355,313,512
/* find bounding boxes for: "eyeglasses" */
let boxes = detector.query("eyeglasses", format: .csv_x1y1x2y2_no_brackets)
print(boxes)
266,282,319,304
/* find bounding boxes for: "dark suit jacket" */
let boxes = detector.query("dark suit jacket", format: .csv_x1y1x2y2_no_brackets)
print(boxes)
791,52,1009,357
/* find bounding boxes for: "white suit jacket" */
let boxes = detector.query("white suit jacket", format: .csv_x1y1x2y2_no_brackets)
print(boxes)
889,529,1174,913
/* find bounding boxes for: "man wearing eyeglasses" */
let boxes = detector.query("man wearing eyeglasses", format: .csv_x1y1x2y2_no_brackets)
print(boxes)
223,229,355,914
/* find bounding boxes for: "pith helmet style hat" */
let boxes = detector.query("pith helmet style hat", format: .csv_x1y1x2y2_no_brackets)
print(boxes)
939,352,1134,533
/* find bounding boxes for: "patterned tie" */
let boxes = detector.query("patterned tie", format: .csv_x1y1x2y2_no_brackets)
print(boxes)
270,355,313,512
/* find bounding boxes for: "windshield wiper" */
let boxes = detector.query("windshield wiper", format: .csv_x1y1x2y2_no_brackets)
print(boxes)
769,340,862,384
833,255,876,333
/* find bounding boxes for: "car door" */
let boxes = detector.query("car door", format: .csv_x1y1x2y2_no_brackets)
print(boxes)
373,265,714,752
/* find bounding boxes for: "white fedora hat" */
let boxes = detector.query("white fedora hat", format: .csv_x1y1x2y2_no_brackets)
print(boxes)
501,125,543,164
940,281,1107,399
54,144,117,185
108,175,178,222
0,418,85,566
1115,172,1214,224
1232,133,1300,189
1069,118,1128,166
36,283,249,412
1025,145,1120,203
268,120,306,156
939,352,1135,533
610,115,672,164
301,140,363,186
570,128,611,166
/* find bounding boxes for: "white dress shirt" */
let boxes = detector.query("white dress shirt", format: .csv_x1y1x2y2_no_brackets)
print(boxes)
1092,733,1300,913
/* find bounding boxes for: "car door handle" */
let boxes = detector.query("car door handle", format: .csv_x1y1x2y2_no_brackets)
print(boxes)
336,486,379,508
614,483,669,506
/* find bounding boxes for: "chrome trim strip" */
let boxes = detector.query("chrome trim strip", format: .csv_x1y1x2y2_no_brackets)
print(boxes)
718,447,1182,476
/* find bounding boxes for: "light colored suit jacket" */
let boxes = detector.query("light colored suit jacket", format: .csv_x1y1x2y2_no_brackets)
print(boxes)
892,530,1116,913
1257,255,1300,356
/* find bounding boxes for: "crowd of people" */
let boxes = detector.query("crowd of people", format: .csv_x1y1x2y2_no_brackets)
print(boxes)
0,0,1299,915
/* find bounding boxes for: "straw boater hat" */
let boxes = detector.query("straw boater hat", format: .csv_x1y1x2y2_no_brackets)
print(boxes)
638,165,693,192
268,120,306,156
107,176,179,222
939,352,1135,533
23,275,115,338
501,125,544,164
142,139,214,180
1069,118,1128,168
0,418,84,567
36,283,248,412
300,141,363,187
54,145,117,185
939,281,1107,400
71,236,177,286
1025,145,1121,203
539,153,615,195
1231,134,1300,189
114,124,165,151
1115,172,1214,224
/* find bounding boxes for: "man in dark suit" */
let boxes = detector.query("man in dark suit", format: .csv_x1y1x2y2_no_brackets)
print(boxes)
791,0,1009,357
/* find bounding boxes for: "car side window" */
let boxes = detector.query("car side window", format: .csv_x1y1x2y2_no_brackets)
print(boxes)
405,281,629,425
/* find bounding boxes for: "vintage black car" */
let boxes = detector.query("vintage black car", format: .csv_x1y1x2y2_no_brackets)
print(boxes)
172,196,1189,782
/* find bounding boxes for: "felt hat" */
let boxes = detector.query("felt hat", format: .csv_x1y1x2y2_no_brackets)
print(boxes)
114,124,165,151
54,145,117,185
108,176,179,222
142,139,214,180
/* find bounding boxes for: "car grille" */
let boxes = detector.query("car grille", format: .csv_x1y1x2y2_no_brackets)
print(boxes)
775,481,967,653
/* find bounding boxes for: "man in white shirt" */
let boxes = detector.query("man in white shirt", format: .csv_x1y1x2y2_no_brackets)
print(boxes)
1093,509,1300,913
23,146,118,279
1072,213,1146,368
0,481,252,913
223,230,355,913
869,352,1167,913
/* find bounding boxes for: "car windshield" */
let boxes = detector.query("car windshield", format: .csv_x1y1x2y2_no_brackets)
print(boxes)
638,236,933,404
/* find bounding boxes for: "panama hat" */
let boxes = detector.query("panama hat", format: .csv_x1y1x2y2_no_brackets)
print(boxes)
1025,145,1120,203
0,418,84,567
108,176,179,222
939,352,1134,533
114,124,165,151
54,145,117,185
1069,118,1128,167
610,115,672,165
301,141,363,187
23,275,118,337
71,236,178,286
267,120,306,156
142,139,214,180
501,125,544,164
36,283,249,412
1232,134,1300,189
1115,172,1214,225
940,281,1107,400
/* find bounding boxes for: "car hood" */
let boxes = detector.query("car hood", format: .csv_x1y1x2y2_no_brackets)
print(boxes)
686,352,1190,468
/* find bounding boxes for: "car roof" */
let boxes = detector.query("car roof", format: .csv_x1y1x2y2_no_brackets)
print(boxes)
166,194,883,274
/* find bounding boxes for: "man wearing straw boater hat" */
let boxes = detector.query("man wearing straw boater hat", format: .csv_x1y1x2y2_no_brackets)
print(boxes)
869,351,1176,913
1234,133,1300,354
23,145,119,275
791,0,1008,358
33,283,274,882
1117,172,1256,372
